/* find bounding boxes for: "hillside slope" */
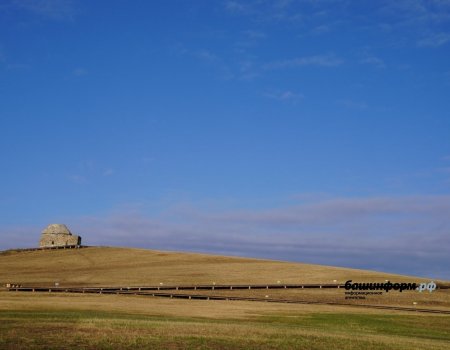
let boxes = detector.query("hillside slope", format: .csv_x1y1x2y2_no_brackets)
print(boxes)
0,246,437,287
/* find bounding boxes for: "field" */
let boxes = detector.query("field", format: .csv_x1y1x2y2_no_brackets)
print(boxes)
1,247,449,349
1,246,432,286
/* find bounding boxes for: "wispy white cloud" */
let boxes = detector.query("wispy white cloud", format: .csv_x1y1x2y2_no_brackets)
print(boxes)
417,32,450,47
103,168,114,177
193,49,219,62
310,24,330,35
264,90,304,103
357,46,386,68
243,29,266,40
67,174,87,184
169,44,236,80
172,41,261,81
224,0,450,50
234,59,258,80
270,0,293,9
300,17,346,38
6,63,31,70
264,54,343,70
235,30,267,49
66,160,113,184
0,47,31,71
11,0,78,20
377,1,450,49
223,0,304,22
359,55,386,68
380,0,450,25
337,99,368,110
224,1,249,14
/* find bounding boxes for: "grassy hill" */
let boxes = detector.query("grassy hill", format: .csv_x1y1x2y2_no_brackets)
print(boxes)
0,246,437,287
1,246,450,349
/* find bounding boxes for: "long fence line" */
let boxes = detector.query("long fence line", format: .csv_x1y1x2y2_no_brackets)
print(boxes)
7,282,449,291
6,284,345,291
2,245,88,253
7,285,450,315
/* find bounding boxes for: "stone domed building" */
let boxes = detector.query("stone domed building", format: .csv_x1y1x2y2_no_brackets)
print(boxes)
39,224,81,248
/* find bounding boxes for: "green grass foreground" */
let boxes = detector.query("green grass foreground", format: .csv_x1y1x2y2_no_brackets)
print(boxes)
1,309,449,350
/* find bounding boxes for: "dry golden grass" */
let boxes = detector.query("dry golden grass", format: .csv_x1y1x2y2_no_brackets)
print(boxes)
165,287,450,310
1,292,449,350
0,291,415,318
0,246,443,287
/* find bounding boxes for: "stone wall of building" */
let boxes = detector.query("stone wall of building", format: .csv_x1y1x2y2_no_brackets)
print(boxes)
39,233,81,247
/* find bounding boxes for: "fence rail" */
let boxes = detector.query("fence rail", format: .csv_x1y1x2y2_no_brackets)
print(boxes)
6,284,450,315
1,245,89,254
6,283,344,291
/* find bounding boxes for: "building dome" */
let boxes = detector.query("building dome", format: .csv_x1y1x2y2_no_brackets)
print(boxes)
41,224,72,235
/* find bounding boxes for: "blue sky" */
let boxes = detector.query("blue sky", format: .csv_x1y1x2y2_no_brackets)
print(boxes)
1,0,450,279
